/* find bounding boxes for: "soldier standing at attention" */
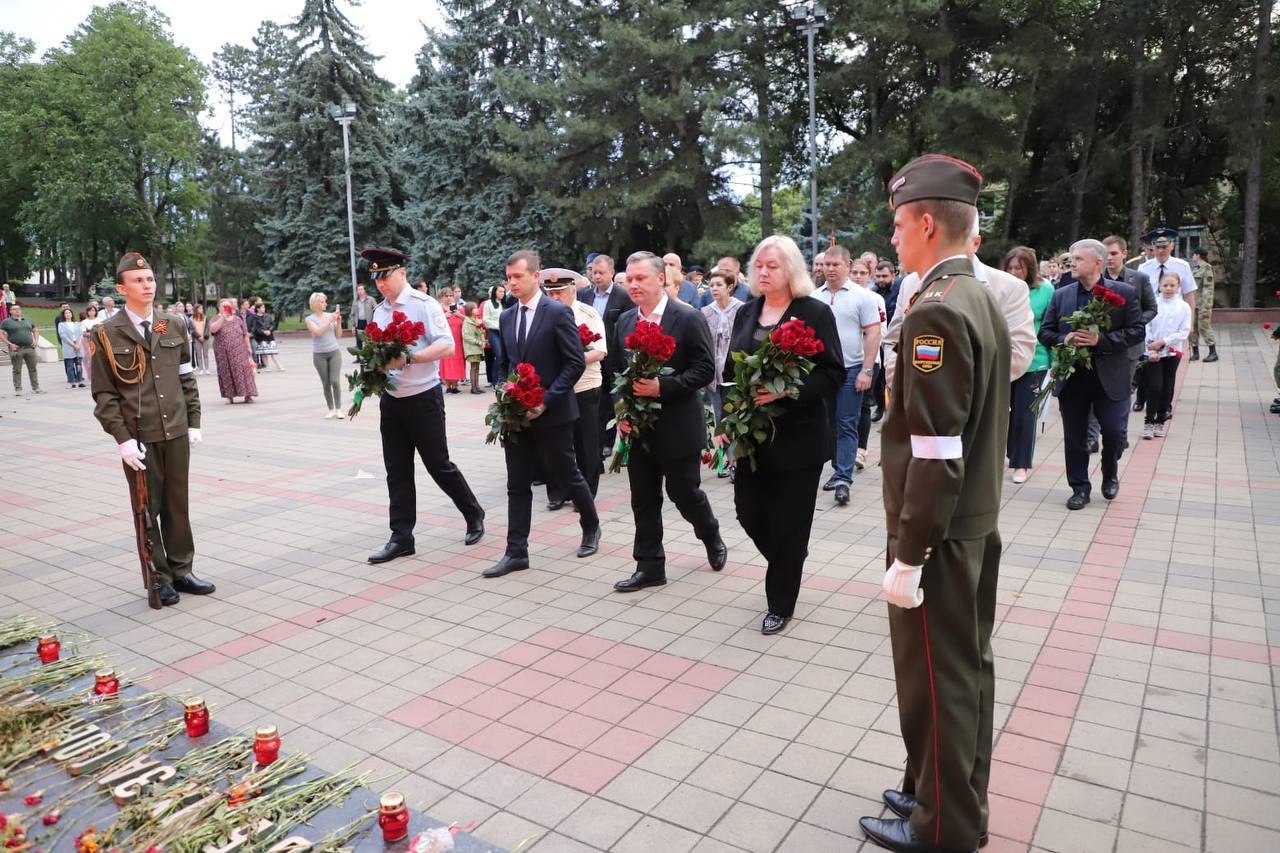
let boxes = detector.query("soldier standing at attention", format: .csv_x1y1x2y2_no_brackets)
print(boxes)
90,252,214,606
1188,245,1218,362
860,156,1010,853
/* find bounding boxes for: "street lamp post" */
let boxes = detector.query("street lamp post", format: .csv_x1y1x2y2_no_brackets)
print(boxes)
791,2,827,261
330,103,359,310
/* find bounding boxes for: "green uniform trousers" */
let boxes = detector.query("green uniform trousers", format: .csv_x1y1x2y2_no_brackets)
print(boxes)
887,530,1000,851
1188,283,1215,347
123,435,194,585
10,346,38,391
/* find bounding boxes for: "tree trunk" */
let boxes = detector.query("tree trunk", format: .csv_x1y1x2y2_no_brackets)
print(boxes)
1239,0,1272,308
757,71,773,238
1128,17,1147,250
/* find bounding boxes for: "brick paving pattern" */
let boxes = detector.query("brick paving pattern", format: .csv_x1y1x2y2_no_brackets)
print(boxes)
2,322,1278,852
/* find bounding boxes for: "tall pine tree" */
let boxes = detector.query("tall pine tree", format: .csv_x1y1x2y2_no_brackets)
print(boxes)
396,0,568,293
253,0,399,310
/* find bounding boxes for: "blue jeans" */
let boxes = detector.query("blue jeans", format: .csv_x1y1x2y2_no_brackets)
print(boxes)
830,366,864,485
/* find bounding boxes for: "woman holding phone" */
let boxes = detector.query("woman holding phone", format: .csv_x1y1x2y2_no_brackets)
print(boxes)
209,297,258,403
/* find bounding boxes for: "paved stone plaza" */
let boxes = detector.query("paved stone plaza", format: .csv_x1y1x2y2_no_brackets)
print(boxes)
2,323,1278,853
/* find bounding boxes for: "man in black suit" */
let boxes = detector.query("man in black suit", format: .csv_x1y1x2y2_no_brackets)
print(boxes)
1039,239,1145,510
1103,235,1156,415
484,250,602,578
579,254,635,460
612,251,727,591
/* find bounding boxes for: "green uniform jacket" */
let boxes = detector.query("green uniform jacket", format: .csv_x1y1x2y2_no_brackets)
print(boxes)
882,257,1010,566
90,310,201,444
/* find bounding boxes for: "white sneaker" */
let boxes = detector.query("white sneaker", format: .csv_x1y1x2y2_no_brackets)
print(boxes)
1142,423,1154,440
324,410,336,419
333,409,345,419
1153,423,1166,438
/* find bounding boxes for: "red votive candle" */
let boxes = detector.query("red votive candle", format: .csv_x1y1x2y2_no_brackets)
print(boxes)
378,792,409,842
37,634,60,664
253,725,280,765
93,669,119,696
184,698,209,737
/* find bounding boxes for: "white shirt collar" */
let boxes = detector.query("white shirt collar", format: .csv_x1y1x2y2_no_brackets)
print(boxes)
640,293,669,323
125,306,154,335
969,256,989,283
519,289,543,313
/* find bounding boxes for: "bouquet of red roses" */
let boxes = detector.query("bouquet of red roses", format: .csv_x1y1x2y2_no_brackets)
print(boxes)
578,323,602,352
715,317,824,471
608,320,677,473
346,310,426,418
485,362,546,445
1031,283,1123,416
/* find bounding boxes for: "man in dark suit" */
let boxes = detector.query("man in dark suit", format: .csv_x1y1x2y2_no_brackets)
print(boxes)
612,251,727,591
1103,235,1156,415
579,254,635,459
1039,239,1145,510
485,250,602,578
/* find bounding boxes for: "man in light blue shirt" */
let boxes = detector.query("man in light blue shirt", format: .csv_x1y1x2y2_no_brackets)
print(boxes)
363,247,485,564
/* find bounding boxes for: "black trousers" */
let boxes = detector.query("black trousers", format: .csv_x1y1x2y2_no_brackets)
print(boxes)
380,386,482,544
1007,369,1046,469
505,422,599,557
1058,370,1128,494
890,530,1000,851
599,365,618,453
1143,355,1179,423
734,463,822,617
123,436,193,584
872,347,887,411
627,443,719,577
548,387,602,501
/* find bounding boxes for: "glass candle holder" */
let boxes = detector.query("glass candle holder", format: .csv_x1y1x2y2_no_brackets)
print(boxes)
253,725,281,766
93,669,119,696
378,791,409,842
184,698,209,737
37,634,60,664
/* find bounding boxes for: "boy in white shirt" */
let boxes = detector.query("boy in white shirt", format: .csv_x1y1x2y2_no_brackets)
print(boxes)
1143,272,1191,439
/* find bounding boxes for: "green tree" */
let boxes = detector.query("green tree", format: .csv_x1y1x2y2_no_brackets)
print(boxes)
253,0,400,311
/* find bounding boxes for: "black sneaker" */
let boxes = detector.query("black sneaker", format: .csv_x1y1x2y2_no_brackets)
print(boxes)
822,477,839,492
835,485,850,505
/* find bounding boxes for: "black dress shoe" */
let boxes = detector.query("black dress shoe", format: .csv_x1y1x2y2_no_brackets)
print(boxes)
602,447,613,459
706,537,728,572
1131,400,1143,413
835,484,850,505
369,540,415,564
1101,478,1119,500
158,583,179,606
577,526,601,558
464,511,485,546
882,791,989,848
546,498,568,511
761,613,788,634
822,477,839,492
860,816,976,853
483,555,529,578
1088,439,1101,452
1066,491,1090,511
173,574,216,595
613,571,666,592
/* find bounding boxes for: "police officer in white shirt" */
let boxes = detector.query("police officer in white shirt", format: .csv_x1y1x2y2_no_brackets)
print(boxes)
362,248,485,564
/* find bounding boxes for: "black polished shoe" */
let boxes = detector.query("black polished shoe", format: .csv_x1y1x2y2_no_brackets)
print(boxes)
860,816,976,853
1131,399,1143,412
464,511,485,546
613,571,666,592
172,574,216,595
835,484,850,505
871,408,885,423
761,613,788,634
1271,400,1280,414
483,555,530,578
577,526,601,558
1102,478,1119,500
546,498,568,511
158,583,180,606
881,792,988,848
1066,491,1090,511
368,540,415,564
1089,439,1101,452
822,477,839,492
706,536,728,572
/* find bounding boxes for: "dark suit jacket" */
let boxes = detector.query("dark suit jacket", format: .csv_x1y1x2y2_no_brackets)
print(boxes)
615,299,714,460
723,296,846,471
497,295,585,430
1038,279,1144,401
578,284,635,375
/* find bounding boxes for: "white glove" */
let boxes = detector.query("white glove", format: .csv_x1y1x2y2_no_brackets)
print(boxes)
188,428,202,448
882,559,924,609
118,439,147,471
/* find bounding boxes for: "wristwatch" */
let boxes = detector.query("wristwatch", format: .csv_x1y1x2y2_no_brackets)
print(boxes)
862,367,875,376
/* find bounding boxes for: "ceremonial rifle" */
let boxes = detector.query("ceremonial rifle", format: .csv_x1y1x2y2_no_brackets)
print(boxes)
132,425,162,610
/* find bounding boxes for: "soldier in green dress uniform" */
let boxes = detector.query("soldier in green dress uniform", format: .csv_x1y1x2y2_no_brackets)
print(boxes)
90,252,215,606
859,156,1010,853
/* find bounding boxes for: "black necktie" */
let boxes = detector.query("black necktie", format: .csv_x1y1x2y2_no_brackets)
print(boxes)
516,306,528,351
1158,263,1165,282
141,320,151,340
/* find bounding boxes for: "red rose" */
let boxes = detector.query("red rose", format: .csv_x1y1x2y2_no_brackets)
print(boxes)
1265,322,1273,330
400,326,417,344
414,321,426,335
392,311,408,324
1090,284,1106,299
516,362,537,381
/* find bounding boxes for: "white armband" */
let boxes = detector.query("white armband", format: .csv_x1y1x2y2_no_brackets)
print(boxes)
910,434,962,459
178,362,194,375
